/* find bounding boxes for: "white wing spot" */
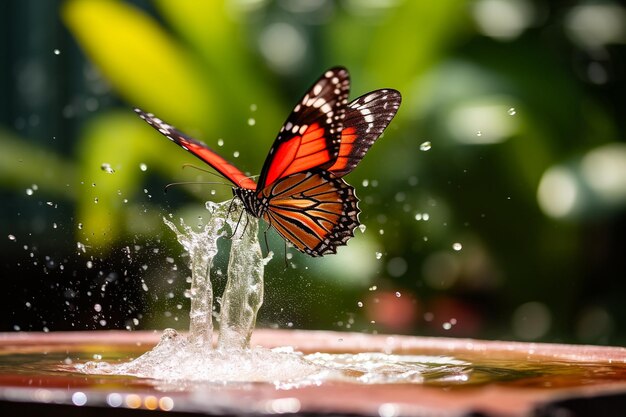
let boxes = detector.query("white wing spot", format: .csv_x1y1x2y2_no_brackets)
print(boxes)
294,104,301,112
299,124,308,134
313,98,326,108
292,125,300,134
285,122,293,131
325,70,333,78
364,94,375,103
313,83,322,95
321,103,332,113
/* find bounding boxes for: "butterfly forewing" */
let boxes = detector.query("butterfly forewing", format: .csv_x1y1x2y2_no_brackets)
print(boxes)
256,67,351,190
135,67,401,257
260,171,360,257
134,108,257,190
328,89,401,177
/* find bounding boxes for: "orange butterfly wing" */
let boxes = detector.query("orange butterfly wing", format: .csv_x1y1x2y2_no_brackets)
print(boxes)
134,109,257,190
260,171,360,257
328,89,402,177
256,67,350,190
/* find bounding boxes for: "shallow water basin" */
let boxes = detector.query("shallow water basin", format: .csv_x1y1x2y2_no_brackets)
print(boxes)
1,330,626,417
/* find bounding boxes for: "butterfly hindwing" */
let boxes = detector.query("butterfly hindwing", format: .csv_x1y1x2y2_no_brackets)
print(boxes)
260,171,360,257
134,108,257,190
328,89,401,177
256,67,351,190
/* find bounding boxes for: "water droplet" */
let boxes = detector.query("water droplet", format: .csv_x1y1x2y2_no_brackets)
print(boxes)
86,260,93,268
78,223,83,230
358,224,367,233
250,104,257,111
53,223,57,229
100,163,115,174
419,141,432,151
442,322,452,330
508,107,516,116
378,229,384,235
53,49,60,55
369,285,378,291
93,197,98,204
379,403,399,417
217,138,224,147
452,242,462,251
357,301,363,308
375,252,382,260
247,118,256,126
25,188,33,196
8,235,16,241
476,131,482,137
362,179,369,187
233,151,240,158
395,291,401,298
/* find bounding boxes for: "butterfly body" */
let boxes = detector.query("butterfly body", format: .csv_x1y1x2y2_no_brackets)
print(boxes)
136,67,400,257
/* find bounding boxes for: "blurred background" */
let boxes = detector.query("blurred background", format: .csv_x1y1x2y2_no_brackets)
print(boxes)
1,0,625,345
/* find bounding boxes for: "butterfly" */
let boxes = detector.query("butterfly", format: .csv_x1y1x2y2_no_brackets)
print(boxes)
135,67,401,257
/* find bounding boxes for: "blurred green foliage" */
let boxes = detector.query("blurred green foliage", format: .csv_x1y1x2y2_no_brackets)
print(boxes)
2,0,626,345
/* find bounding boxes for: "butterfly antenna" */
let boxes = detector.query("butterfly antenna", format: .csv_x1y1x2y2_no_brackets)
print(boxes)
164,181,231,193
182,163,228,181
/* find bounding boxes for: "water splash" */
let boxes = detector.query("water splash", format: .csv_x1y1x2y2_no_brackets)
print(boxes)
78,199,474,386
80,200,326,383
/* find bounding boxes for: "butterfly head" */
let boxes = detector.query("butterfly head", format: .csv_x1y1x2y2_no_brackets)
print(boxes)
232,187,266,218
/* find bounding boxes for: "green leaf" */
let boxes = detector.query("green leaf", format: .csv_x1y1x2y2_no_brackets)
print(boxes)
154,0,284,143
0,128,75,199
62,0,213,130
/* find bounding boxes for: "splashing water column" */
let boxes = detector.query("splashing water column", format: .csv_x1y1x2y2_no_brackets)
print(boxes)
163,202,225,349
217,203,271,351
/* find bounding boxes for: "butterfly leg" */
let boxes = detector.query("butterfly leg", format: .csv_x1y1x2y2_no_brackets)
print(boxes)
283,239,289,269
239,212,250,239
227,197,237,214
226,205,246,239
262,221,272,255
